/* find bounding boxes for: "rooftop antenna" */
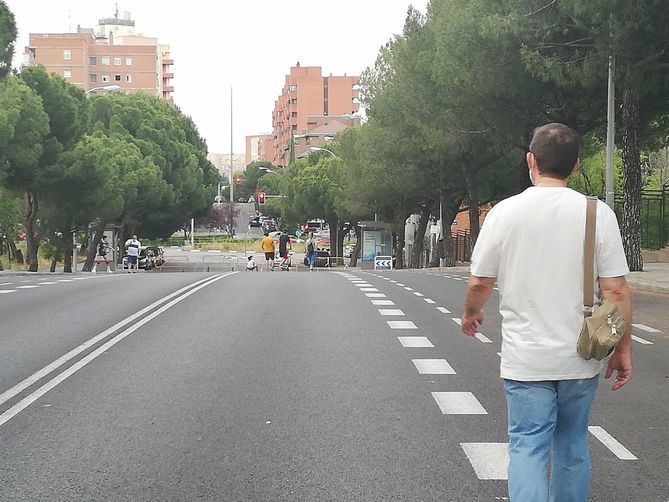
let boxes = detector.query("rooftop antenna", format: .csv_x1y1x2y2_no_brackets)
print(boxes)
115,3,119,19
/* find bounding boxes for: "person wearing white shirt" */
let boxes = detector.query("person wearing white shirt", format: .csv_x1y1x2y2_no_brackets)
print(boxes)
461,123,632,502
124,234,141,273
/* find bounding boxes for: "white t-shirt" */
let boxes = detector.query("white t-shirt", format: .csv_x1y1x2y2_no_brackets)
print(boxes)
471,187,629,381
125,238,141,257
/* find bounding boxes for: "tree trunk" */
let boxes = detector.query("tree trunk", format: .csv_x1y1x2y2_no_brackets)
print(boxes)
410,206,431,268
462,165,480,251
620,82,643,272
50,256,57,273
63,229,73,273
350,224,362,267
8,240,22,263
83,228,105,272
440,195,462,267
24,191,40,272
394,204,410,270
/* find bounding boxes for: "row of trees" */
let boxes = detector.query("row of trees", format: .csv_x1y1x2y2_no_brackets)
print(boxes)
244,0,668,270
0,2,219,272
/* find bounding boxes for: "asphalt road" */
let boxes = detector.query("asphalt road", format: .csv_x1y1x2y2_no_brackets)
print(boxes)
0,269,666,501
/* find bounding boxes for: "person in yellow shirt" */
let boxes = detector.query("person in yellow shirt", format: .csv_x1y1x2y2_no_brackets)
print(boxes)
261,232,275,271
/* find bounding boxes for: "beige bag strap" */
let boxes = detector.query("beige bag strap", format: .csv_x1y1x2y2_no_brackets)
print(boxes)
583,197,598,310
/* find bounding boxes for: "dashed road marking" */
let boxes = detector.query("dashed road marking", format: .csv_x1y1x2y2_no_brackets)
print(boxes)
451,317,462,325
57,279,74,283
432,392,487,414
461,443,509,480
0,290,17,294
497,352,502,357
371,299,395,306
0,282,12,286
403,286,414,291
387,320,417,329
437,307,451,314
631,335,653,345
378,309,405,316
412,359,456,374
38,281,57,285
20,280,32,283
366,293,387,298
397,336,434,348
474,333,493,343
390,280,397,283
360,288,379,292
424,298,436,304
632,323,661,333
588,426,638,460
354,283,373,287
413,292,424,297
16,285,39,289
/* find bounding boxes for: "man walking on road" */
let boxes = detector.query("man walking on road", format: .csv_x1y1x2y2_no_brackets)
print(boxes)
278,230,291,270
261,231,275,271
92,234,112,274
125,234,141,273
460,123,632,502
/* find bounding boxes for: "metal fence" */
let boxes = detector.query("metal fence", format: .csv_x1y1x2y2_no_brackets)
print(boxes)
450,231,472,263
615,187,669,250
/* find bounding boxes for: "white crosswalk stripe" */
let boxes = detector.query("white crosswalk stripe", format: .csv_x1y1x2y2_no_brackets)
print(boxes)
632,323,661,333
631,335,653,345
437,307,451,314
412,359,456,374
397,336,434,348
378,309,405,316
371,299,395,306
424,298,436,304
432,392,487,414
588,426,638,460
461,443,509,480
387,320,417,329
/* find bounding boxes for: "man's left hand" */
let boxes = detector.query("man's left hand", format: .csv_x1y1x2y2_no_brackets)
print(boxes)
461,312,483,337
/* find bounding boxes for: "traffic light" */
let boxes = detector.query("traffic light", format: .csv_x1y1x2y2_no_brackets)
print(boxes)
234,177,243,185
258,192,266,205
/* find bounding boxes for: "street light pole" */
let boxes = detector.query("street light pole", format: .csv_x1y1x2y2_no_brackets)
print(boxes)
309,146,337,157
84,84,121,96
230,86,234,203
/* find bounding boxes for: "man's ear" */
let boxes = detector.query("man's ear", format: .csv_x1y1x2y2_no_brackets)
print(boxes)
572,158,580,175
526,151,536,170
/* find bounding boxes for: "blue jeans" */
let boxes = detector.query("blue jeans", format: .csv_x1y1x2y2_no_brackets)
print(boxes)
503,376,599,502
308,251,316,267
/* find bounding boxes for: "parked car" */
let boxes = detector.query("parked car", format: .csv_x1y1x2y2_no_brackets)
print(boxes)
249,216,262,228
122,248,153,270
303,249,330,268
143,245,165,267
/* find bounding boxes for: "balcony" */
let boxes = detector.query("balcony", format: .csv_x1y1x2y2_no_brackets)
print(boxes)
163,72,174,79
162,59,174,66
163,86,174,93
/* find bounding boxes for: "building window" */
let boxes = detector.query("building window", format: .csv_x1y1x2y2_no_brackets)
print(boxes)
101,74,110,83
291,124,297,131
290,98,297,104
89,56,96,65
289,85,297,91
125,74,132,83
63,49,71,60
90,74,97,83
63,68,71,79
291,112,297,117
126,57,132,66
114,57,122,66
114,74,121,82
101,56,110,66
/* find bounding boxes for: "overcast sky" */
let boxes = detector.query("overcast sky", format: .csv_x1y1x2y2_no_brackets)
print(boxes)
7,0,429,154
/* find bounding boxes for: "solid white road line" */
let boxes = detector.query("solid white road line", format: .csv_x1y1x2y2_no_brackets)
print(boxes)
397,336,434,348
366,293,387,298
412,359,456,374
631,335,653,345
378,309,405,316
0,290,17,294
632,323,661,333
387,320,417,329
371,299,395,306
461,443,509,480
16,285,39,289
0,282,12,286
37,281,57,285
424,298,436,304
474,333,493,343
588,426,638,460
0,274,232,409
360,288,379,292
20,280,32,283
0,272,236,428
432,392,487,414
437,307,451,314
413,292,424,297
57,279,74,282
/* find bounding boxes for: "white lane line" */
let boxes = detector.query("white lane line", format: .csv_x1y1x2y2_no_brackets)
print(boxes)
0,272,237,428
366,293,387,298
413,292,424,297
632,323,661,333
451,317,462,325
424,298,436,304
397,336,434,348
38,281,58,285
387,320,417,329
371,299,395,306
437,307,451,314
493,287,499,291
461,443,509,480
354,284,373,287
20,280,32,283
497,352,502,357
588,426,638,460
0,282,12,286
0,290,18,294
631,335,653,345
403,287,414,291
432,392,487,414
57,279,74,282
16,285,39,289
412,359,456,374
390,280,397,283
0,274,231,409
378,309,405,316
360,288,379,292
72,277,90,281
396,283,405,287
475,333,493,343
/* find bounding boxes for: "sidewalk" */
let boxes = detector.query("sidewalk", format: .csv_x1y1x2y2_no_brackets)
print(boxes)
419,263,669,295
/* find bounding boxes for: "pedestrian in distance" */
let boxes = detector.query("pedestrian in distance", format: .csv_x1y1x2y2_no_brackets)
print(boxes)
92,234,112,274
278,229,291,271
460,123,632,502
246,255,258,271
124,234,141,273
261,231,275,271
305,232,317,271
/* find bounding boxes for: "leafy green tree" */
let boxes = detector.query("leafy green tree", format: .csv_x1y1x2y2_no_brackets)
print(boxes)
0,0,16,79
0,187,22,269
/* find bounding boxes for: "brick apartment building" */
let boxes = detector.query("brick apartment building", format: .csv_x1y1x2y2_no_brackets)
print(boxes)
24,10,174,100
269,64,359,167
245,134,273,165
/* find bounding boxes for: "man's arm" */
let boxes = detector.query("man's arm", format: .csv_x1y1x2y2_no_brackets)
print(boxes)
599,276,633,391
461,276,496,336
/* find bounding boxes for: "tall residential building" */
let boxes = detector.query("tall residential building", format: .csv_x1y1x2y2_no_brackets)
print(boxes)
293,114,361,159
245,134,273,165
271,64,359,167
23,9,174,100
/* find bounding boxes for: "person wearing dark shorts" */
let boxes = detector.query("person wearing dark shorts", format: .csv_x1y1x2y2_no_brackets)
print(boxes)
278,231,291,270
261,232,275,271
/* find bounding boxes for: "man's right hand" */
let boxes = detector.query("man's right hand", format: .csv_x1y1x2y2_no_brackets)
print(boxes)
461,312,483,337
605,347,632,391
